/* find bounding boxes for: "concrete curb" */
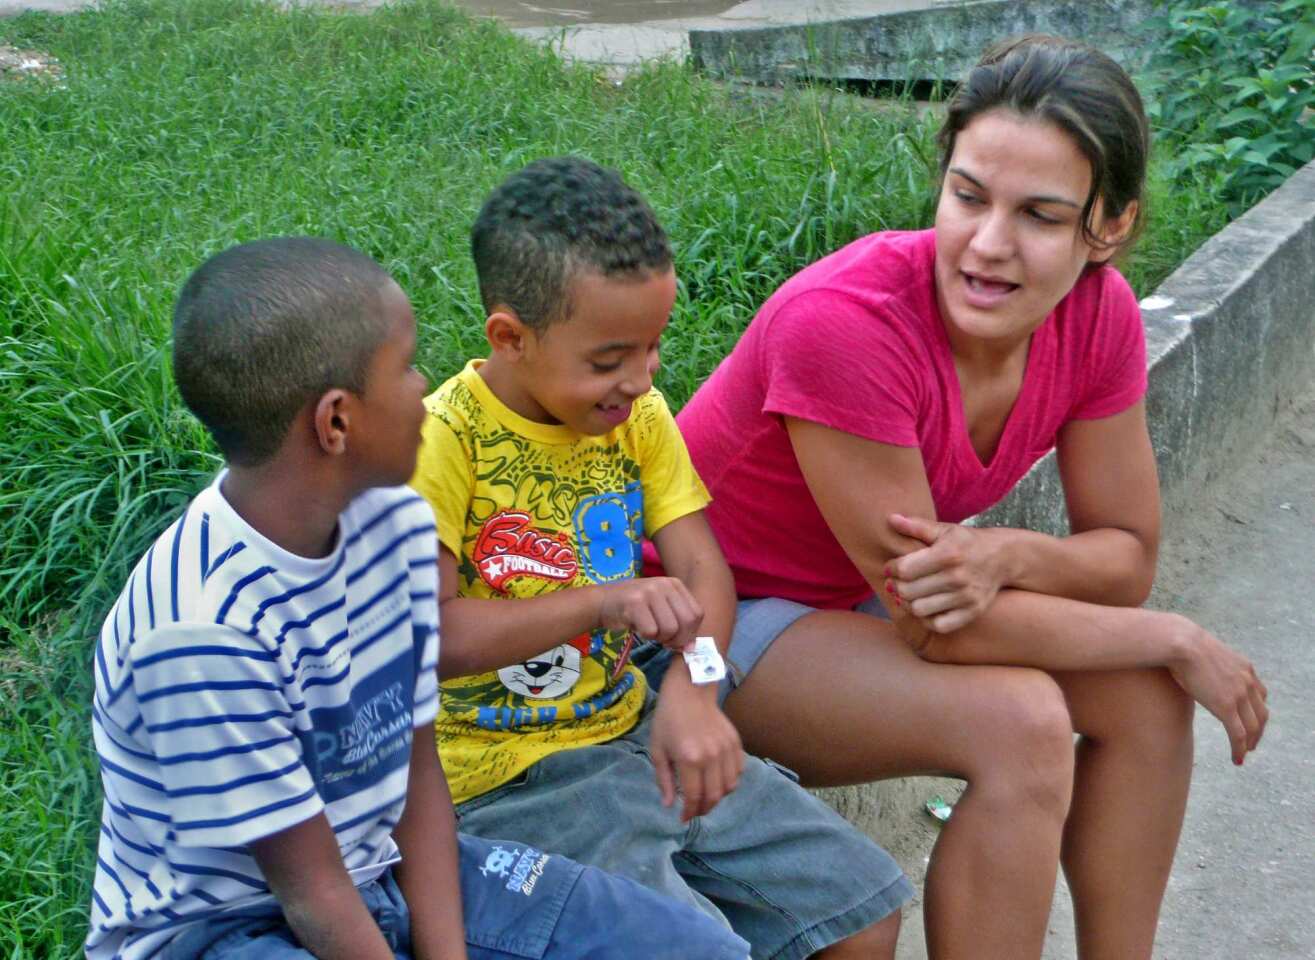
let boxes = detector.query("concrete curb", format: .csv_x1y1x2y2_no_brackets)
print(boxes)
689,0,1165,84
821,160,1315,884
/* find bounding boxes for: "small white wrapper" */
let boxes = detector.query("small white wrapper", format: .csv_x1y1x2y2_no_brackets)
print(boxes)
682,636,726,685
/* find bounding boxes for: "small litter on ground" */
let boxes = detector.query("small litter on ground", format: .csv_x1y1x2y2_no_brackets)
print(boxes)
925,794,953,823
0,46,64,84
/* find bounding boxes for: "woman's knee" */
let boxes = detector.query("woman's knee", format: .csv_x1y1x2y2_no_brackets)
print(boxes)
968,669,1075,816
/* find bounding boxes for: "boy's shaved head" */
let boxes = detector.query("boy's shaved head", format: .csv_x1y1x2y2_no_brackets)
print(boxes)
172,236,394,466
471,156,672,332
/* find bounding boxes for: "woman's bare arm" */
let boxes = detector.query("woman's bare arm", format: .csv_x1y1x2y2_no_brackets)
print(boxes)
881,402,1161,625
786,415,1268,763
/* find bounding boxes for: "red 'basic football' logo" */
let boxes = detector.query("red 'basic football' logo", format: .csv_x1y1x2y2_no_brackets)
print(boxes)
473,511,579,592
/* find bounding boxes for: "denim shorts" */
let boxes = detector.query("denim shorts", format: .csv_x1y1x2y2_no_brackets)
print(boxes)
455,707,912,960
635,596,887,706
159,833,748,960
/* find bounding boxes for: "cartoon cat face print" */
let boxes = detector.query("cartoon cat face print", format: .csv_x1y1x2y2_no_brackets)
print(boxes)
497,642,583,699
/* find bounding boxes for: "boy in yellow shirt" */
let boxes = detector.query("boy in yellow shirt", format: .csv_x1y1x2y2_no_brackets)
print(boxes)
411,157,911,958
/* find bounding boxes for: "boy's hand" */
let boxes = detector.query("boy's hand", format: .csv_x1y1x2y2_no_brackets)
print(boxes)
650,678,744,822
393,727,469,960
597,577,703,651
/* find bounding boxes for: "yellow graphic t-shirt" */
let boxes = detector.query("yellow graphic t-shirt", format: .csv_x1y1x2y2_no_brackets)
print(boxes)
409,360,710,804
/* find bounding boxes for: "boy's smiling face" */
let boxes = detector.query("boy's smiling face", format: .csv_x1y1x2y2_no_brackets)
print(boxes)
485,267,677,435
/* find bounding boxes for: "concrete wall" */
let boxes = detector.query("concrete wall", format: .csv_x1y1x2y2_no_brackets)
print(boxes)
814,160,1315,875
690,0,1178,83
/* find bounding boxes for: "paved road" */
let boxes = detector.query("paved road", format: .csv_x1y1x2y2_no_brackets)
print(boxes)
453,0,938,27
0,0,940,23
972,391,1315,960
895,389,1315,960
477,0,946,65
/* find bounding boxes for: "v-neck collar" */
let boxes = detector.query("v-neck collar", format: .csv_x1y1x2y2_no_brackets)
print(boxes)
930,307,1049,474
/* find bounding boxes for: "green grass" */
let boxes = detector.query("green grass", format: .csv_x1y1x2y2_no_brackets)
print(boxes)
0,0,1234,953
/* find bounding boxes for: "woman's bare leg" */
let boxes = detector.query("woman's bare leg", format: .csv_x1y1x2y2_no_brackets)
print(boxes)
723,610,1075,960
1052,667,1195,960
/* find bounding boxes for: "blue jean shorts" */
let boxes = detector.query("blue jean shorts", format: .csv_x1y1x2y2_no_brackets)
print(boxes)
455,705,912,960
636,596,888,706
159,833,747,959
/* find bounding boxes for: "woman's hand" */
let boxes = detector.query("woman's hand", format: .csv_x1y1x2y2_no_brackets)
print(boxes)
885,513,1010,633
1164,615,1269,765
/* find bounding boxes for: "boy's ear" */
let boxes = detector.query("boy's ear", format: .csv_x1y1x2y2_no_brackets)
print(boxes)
312,389,351,456
485,307,532,359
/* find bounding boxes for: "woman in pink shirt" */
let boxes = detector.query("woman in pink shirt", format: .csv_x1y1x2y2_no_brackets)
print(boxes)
670,36,1268,959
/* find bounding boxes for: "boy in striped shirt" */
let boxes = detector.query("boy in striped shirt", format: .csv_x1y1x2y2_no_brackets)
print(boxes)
86,238,749,960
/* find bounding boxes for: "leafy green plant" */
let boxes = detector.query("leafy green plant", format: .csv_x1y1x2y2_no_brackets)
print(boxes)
1142,0,1315,211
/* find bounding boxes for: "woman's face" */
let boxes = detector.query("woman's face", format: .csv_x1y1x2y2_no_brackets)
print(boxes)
933,108,1132,352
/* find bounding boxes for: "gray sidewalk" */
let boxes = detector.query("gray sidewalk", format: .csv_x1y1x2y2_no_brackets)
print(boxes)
990,390,1315,959
1132,390,1315,958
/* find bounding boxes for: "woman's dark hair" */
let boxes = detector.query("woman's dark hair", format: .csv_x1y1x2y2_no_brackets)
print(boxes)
937,35,1149,252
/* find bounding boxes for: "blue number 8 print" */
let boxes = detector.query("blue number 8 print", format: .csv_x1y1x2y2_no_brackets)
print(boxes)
573,484,644,583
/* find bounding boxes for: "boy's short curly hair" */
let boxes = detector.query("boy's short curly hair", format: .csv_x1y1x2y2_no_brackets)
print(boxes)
172,237,394,466
471,156,672,332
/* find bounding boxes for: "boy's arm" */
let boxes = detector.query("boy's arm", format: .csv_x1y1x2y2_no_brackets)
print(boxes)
437,548,702,678
250,815,395,960
647,512,744,822
392,726,468,960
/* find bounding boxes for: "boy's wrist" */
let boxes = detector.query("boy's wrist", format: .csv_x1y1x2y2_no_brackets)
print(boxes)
279,884,394,960
409,923,469,960
680,636,727,687
661,655,720,705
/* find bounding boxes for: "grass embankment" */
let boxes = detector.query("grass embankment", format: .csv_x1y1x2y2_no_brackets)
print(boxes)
0,0,1230,953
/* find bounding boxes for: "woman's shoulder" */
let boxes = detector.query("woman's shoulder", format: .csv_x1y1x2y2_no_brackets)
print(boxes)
1053,264,1143,356
760,229,935,326
1052,264,1148,419
782,228,931,290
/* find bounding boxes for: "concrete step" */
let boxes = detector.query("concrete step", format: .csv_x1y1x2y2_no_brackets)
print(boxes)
689,0,1165,84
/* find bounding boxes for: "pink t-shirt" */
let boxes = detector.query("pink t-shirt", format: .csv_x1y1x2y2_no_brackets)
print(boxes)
675,229,1147,610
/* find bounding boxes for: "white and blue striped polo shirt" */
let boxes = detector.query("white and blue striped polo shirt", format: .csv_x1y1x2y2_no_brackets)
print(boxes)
85,475,440,959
